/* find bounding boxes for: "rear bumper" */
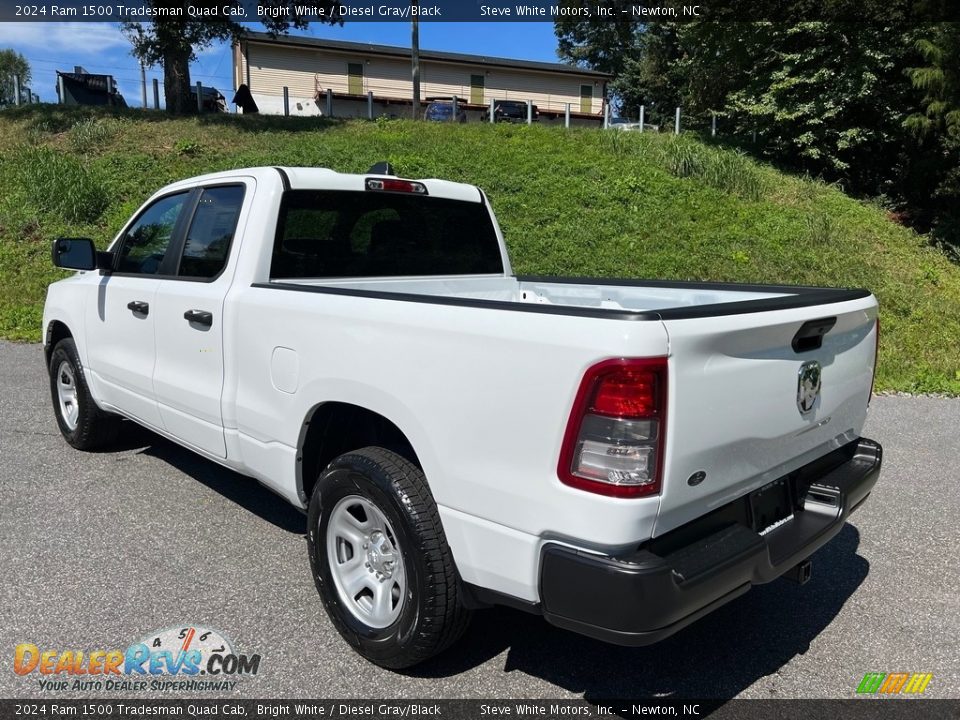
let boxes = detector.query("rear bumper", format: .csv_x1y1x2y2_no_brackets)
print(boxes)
539,437,882,646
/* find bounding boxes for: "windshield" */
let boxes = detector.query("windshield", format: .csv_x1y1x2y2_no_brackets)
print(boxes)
271,190,504,279
425,104,454,119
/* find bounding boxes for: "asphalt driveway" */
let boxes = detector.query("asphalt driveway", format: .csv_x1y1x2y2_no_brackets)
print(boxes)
1,339,957,700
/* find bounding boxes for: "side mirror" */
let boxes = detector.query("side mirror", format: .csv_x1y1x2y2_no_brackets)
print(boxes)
52,237,96,270
51,238,112,272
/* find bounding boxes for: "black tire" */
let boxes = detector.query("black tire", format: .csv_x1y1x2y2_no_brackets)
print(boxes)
48,337,119,450
307,447,471,669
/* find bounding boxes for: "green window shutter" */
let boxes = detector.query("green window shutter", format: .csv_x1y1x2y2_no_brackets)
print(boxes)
348,63,363,95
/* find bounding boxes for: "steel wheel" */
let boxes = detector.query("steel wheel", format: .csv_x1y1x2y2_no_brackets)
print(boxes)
326,494,406,629
56,360,80,431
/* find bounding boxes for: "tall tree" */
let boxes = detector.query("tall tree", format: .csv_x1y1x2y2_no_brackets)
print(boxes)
123,2,341,115
554,7,640,78
722,23,917,192
904,23,960,245
0,48,31,106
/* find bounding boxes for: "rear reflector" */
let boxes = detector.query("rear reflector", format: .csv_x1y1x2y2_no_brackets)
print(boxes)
558,357,667,498
365,178,428,194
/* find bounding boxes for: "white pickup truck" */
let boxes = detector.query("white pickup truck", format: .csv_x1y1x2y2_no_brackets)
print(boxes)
44,165,882,668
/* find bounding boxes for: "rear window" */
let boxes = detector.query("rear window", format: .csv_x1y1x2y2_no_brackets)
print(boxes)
271,190,504,279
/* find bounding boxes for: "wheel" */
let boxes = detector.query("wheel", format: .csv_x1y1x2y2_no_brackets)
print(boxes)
48,337,119,450
307,447,471,669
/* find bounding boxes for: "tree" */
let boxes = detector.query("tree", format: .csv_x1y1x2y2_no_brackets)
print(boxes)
721,23,917,192
904,23,960,246
0,48,31,106
554,3,641,78
123,2,341,115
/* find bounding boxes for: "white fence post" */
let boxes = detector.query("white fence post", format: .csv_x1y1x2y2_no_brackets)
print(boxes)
711,112,716,137
367,90,373,119
604,102,610,129
13,74,20,106
639,105,645,132
674,107,681,135
452,95,458,122
57,74,65,105
526,100,532,125
283,87,290,116
196,82,203,113
489,98,495,123
565,102,570,128
152,78,159,109
325,88,333,117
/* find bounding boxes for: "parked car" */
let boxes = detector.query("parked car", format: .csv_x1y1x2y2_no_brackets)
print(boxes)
482,99,539,123
44,165,881,670
423,101,466,123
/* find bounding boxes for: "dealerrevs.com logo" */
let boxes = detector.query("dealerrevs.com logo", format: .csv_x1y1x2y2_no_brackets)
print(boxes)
14,626,261,692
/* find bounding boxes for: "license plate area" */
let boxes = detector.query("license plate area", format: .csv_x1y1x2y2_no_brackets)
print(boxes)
750,478,794,535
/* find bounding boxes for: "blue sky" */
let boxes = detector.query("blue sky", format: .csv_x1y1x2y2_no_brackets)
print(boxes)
0,22,561,107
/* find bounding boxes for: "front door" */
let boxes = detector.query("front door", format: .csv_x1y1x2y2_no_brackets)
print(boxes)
470,74,484,105
580,84,593,114
85,191,191,429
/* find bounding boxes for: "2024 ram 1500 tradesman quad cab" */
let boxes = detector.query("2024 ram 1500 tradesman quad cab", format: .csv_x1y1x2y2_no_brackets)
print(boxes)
43,166,882,668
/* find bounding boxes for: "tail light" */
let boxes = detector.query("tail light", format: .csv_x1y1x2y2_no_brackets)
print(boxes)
558,357,667,498
868,317,880,405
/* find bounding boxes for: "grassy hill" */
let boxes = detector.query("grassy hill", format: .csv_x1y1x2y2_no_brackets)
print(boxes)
1,105,958,395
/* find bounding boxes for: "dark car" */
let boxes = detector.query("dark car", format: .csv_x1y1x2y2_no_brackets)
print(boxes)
482,100,539,123
424,101,467,123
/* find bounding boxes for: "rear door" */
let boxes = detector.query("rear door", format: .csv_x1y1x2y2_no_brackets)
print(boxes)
85,191,191,428
655,297,879,535
152,183,249,458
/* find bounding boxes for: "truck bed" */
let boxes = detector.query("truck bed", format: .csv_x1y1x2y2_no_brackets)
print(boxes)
257,274,870,320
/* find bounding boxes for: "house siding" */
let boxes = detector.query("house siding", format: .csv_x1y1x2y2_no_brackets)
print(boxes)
239,41,605,116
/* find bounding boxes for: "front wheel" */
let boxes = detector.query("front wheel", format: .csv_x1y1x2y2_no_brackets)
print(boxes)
48,337,119,450
307,447,471,669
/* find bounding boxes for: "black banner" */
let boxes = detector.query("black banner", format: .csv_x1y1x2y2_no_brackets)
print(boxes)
1,0,959,23
1,700,960,720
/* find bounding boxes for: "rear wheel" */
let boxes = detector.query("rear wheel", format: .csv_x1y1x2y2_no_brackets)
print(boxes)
49,338,119,450
307,447,471,669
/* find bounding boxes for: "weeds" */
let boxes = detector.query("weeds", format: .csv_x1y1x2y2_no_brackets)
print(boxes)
68,117,123,154
7,146,108,223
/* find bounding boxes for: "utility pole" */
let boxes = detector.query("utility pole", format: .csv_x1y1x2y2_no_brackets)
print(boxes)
411,2,420,120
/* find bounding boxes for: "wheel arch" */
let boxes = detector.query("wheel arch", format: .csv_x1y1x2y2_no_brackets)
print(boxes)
45,320,74,366
296,401,422,505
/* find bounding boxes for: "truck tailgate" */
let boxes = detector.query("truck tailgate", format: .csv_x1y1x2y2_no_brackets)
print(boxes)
655,295,878,536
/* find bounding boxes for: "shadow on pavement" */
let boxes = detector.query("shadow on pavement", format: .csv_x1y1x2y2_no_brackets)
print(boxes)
410,524,868,701
117,421,306,535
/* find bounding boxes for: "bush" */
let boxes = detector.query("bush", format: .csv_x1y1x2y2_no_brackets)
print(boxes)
8,146,109,223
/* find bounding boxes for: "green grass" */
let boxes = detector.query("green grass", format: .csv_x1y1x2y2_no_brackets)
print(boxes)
1,105,958,394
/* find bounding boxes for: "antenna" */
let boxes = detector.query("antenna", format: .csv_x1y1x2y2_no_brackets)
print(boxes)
368,161,395,176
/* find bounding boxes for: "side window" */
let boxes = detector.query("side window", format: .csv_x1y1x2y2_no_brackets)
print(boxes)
115,193,189,274
178,186,245,279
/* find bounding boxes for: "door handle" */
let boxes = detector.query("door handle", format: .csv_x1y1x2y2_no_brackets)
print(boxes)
127,300,149,315
183,309,213,327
